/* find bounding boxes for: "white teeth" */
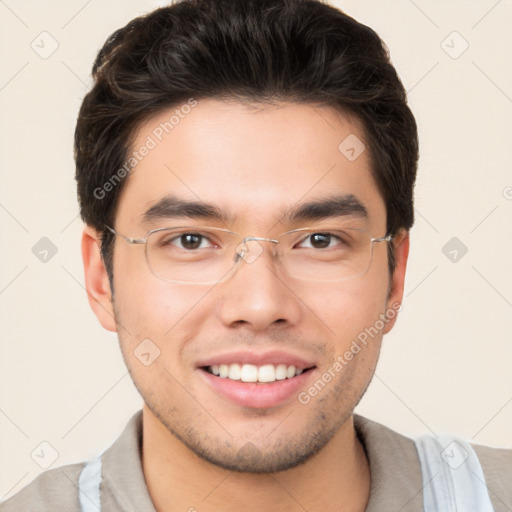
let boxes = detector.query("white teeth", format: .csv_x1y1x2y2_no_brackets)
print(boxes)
228,363,241,380
286,365,296,379
208,363,309,383
240,364,258,382
258,364,275,382
275,364,287,380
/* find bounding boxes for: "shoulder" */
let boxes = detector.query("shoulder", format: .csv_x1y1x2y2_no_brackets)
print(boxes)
0,463,84,512
0,411,146,512
472,442,512,510
354,414,512,512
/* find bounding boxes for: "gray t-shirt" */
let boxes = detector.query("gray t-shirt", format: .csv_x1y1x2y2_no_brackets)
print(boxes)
1,411,511,511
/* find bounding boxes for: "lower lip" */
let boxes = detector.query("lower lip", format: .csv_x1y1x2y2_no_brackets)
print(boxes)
198,368,316,408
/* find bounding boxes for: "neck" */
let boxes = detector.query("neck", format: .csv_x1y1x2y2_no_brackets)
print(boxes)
142,405,370,512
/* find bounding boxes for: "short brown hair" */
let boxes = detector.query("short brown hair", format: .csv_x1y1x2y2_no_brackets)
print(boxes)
75,0,419,282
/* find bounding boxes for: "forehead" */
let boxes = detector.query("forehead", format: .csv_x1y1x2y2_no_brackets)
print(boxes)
115,99,386,231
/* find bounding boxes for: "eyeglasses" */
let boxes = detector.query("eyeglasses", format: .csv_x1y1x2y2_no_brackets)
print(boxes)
106,225,392,284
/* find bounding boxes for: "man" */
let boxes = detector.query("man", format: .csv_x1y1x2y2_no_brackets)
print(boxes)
2,0,510,511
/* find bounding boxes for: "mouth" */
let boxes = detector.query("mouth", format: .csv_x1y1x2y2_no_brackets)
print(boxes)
196,352,318,408
200,363,316,383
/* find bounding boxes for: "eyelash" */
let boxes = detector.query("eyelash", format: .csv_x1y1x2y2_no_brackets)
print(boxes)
161,231,350,251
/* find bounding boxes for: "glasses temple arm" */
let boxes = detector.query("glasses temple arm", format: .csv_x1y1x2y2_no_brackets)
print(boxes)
105,225,146,244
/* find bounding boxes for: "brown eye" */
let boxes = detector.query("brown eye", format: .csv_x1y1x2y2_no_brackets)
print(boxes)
180,233,203,250
309,233,331,249
297,232,339,249
159,232,211,250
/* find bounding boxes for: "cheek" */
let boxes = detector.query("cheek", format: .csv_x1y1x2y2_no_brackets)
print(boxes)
294,278,389,343
113,271,213,345
113,282,215,394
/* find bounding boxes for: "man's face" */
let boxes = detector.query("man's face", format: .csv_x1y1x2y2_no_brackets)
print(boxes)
87,99,407,472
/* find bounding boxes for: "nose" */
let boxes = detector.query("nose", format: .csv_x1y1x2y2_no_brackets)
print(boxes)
217,239,302,331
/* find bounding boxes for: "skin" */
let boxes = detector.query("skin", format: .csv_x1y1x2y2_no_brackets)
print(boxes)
82,99,409,512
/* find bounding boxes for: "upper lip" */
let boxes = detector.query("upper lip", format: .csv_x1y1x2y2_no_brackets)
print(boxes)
196,350,317,370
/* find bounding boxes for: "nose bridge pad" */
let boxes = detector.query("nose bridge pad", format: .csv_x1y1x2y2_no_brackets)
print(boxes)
235,238,264,264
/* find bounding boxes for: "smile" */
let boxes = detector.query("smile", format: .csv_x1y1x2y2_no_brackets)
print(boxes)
203,363,315,383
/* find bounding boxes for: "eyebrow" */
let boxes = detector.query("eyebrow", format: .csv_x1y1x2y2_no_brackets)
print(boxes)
143,195,230,224
281,194,368,223
142,193,367,225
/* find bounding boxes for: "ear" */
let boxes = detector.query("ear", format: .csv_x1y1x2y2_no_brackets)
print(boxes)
81,226,117,332
383,229,409,334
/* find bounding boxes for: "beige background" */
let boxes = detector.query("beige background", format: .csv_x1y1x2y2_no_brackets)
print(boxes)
1,0,511,500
